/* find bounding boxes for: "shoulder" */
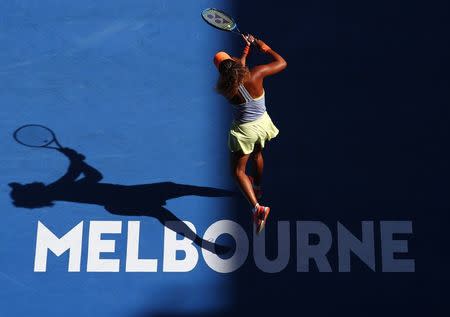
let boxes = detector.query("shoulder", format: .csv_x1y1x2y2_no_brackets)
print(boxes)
246,67,264,89
249,65,269,78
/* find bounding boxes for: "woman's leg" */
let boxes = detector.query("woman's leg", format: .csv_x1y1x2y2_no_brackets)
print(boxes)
251,143,264,186
230,150,258,207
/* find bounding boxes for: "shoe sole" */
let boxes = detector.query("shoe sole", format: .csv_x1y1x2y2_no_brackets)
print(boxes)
257,207,270,234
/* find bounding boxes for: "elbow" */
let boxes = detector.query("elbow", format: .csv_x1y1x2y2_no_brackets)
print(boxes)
91,171,104,183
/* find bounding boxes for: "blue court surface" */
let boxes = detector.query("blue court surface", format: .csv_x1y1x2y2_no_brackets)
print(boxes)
0,1,240,316
1,1,450,317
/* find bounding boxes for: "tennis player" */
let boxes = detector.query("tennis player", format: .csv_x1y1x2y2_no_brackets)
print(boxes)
214,34,287,234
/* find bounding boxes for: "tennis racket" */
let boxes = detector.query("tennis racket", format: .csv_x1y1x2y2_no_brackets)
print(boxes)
201,7,259,45
13,124,63,150
201,8,244,35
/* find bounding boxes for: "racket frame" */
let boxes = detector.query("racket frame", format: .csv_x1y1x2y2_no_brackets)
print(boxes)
13,124,63,149
201,8,242,35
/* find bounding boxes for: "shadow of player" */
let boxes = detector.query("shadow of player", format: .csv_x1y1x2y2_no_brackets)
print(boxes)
9,148,235,255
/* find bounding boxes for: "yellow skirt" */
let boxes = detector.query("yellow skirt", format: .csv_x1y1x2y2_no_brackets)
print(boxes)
228,112,279,154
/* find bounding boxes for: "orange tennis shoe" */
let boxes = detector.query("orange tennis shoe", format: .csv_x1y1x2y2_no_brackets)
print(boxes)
253,204,270,234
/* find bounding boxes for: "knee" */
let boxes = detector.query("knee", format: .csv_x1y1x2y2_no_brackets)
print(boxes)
233,167,246,180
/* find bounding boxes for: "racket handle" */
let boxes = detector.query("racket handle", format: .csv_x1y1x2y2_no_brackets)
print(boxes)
54,139,64,149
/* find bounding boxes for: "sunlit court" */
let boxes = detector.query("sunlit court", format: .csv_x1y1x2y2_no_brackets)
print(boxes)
1,1,449,316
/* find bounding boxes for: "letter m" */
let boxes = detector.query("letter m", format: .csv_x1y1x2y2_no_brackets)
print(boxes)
34,221,83,272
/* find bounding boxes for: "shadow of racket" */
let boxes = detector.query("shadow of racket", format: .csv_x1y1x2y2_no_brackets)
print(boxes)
13,124,63,150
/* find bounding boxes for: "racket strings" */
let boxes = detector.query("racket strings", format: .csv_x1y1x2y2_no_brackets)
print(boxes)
202,8,237,32
14,125,56,147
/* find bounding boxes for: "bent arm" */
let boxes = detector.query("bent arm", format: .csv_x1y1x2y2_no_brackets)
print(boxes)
48,148,103,187
252,39,287,78
239,34,251,66
239,44,250,66
76,161,103,183
48,157,84,187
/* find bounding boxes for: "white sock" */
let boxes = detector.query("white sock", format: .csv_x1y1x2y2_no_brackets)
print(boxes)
252,203,260,214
